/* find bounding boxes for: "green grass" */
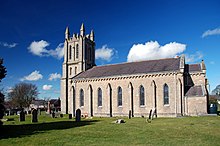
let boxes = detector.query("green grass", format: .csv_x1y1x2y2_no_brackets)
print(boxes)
0,113,220,146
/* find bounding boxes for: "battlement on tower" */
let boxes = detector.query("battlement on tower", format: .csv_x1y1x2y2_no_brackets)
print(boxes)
65,23,94,42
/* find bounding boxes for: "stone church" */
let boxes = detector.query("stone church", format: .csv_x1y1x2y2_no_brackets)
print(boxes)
61,24,208,117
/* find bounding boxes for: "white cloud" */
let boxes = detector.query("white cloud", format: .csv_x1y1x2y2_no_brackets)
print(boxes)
202,27,220,38
185,51,203,63
20,70,43,81
127,41,186,62
95,45,116,62
28,40,64,59
49,73,61,81
42,85,53,90
28,40,49,56
0,42,17,48
48,43,64,59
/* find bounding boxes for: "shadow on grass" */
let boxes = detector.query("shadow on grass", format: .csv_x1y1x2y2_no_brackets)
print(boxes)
0,120,99,139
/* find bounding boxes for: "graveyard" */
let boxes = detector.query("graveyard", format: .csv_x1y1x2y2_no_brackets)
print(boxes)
0,112,220,146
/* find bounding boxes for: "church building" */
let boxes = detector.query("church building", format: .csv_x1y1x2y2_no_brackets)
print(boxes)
61,24,208,117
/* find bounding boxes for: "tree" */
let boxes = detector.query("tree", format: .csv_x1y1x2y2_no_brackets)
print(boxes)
212,85,220,95
0,58,6,125
0,58,6,82
8,83,38,108
0,92,5,119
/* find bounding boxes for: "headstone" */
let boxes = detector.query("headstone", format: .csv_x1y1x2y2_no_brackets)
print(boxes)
151,108,156,119
69,114,72,119
32,109,38,123
128,110,131,119
60,114,63,118
38,109,41,115
19,109,25,121
115,119,125,124
52,111,55,118
147,109,152,123
148,109,152,120
76,109,81,122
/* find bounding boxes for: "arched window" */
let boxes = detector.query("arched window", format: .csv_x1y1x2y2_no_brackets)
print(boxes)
73,47,75,61
70,67,72,75
80,89,84,107
75,67,77,75
69,46,72,60
76,44,79,59
98,88,102,107
164,84,169,105
140,85,145,106
118,86,122,106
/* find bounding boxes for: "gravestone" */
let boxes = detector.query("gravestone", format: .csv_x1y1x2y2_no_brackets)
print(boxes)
151,108,156,119
115,119,125,124
32,109,38,123
60,114,63,118
69,114,72,119
38,109,41,115
147,109,152,123
52,111,55,118
19,109,25,121
76,109,81,122
128,110,131,119
148,109,152,120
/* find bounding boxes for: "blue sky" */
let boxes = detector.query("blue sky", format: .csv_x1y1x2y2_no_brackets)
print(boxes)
0,0,220,99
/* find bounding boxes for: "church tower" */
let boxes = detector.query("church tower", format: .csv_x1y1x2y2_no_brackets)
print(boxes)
61,23,95,114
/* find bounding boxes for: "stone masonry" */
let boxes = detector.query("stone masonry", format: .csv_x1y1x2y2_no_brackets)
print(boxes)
61,24,208,117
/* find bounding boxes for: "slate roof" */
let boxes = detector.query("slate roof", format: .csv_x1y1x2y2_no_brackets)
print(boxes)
75,57,180,79
185,85,204,97
31,100,46,106
185,64,201,72
50,99,61,106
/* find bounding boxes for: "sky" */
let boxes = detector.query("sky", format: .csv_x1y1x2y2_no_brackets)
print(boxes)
0,0,220,99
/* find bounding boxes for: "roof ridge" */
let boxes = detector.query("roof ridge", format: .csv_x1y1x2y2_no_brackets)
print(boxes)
93,57,179,68
189,63,200,65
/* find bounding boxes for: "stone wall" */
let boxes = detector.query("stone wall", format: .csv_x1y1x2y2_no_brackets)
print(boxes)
186,96,207,116
67,72,186,117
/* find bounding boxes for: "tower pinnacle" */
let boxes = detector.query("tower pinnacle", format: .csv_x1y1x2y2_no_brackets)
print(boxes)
90,29,94,41
80,23,85,36
65,26,70,39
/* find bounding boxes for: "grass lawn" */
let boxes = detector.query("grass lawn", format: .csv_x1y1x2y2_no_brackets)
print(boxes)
0,113,220,146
